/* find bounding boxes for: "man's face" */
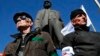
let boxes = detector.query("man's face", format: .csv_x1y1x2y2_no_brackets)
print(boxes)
16,16,33,28
71,14,87,26
44,1,51,9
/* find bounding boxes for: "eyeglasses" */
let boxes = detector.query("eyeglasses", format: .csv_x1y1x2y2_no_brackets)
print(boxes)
20,15,27,20
16,15,30,23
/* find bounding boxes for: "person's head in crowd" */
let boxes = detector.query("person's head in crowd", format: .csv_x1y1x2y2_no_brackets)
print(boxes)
70,9,89,31
13,12,33,33
43,0,52,9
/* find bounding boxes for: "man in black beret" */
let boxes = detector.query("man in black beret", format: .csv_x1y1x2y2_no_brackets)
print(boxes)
3,12,58,56
61,9,100,56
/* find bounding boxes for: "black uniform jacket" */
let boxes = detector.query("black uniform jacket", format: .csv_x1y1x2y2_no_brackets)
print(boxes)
62,30,100,56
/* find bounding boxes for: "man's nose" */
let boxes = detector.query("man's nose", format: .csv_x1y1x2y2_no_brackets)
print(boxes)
19,20,26,23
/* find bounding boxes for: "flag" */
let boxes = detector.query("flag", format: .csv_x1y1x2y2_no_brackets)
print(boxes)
61,5,95,36
61,22,74,36
81,5,96,31
80,5,92,26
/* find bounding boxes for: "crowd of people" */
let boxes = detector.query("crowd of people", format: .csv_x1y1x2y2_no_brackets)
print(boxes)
2,0,100,56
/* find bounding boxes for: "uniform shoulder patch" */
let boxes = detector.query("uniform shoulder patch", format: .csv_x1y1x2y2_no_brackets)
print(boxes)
32,36,44,42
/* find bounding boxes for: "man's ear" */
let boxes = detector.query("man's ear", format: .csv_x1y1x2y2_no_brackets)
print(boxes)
71,20,75,26
30,22,33,26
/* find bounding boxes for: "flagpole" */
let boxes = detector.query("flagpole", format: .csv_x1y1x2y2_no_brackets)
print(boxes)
91,23,96,32
94,0,100,9
81,5,96,32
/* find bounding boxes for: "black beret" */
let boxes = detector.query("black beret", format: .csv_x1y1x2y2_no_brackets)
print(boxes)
13,12,33,23
70,9,86,20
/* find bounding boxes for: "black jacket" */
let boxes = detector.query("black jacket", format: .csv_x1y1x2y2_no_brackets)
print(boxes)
61,26,100,56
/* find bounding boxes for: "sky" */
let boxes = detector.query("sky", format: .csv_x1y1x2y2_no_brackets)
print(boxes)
0,0,100,52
